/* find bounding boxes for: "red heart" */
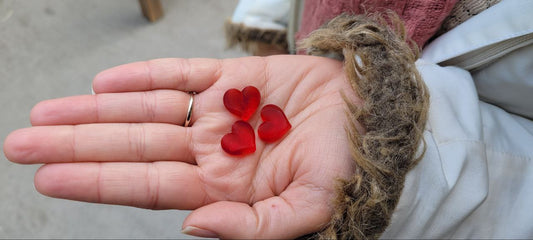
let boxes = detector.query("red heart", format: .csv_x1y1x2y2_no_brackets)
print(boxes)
223,86,261,121
258,104,291,143
221,120,256,156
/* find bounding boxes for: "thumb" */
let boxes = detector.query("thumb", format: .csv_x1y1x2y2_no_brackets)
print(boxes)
182,195,331,239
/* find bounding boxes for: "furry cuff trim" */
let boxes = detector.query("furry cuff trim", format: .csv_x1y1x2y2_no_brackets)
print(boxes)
299,13,430,240
224,20,288,55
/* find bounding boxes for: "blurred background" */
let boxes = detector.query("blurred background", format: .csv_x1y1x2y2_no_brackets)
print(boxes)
0,0,245,238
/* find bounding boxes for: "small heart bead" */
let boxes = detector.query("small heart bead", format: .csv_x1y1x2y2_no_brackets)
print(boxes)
258,104,291,143
221,120,256,156
223,86,261,121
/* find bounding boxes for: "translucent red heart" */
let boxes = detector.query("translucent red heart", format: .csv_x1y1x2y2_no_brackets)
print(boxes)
223,86,260,121
258,104,291,143
221,120,256,156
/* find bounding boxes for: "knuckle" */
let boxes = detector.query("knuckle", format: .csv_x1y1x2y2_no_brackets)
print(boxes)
145,163,161,209
141,91,157,122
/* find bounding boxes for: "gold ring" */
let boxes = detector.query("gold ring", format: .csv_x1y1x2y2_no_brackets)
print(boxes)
184,92,195,127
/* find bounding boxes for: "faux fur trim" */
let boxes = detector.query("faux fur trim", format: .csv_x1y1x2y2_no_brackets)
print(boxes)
299,13,430,239
224,19,288,54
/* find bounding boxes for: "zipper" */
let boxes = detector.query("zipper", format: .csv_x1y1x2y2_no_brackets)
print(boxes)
441,32,533,71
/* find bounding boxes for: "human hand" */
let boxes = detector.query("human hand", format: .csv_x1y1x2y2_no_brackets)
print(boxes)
4,55,362,239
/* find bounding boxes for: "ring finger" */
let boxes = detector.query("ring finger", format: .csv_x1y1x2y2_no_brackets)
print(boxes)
31,90,198,126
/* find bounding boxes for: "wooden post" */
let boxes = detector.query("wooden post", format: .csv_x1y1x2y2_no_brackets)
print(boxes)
139,0,163,22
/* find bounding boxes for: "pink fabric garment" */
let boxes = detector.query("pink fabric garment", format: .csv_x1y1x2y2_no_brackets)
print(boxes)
296,0,458,48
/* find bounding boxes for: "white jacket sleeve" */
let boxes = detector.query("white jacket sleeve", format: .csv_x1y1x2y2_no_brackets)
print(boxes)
382,60,533,238
383,1,533,238
421,0,533,120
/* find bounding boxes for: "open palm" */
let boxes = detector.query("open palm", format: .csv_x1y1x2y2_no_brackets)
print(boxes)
4,55,361,239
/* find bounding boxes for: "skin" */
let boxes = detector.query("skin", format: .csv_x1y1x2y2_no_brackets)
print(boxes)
3,55,363,239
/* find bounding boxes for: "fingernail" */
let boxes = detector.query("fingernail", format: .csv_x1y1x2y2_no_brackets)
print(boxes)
182,226,218,238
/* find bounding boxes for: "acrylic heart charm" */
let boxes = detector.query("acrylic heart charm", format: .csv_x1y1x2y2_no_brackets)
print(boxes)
258,104,291,143
221,120,256,156
223,86,261,121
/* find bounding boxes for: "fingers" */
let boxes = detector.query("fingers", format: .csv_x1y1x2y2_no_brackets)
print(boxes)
4,124,194,164
30,90,194,126
92,58,223,94
34,162,207,210
182,186,332,239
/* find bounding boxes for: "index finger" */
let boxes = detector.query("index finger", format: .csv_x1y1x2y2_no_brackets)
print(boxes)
34,161,207,210
92,58,223,93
